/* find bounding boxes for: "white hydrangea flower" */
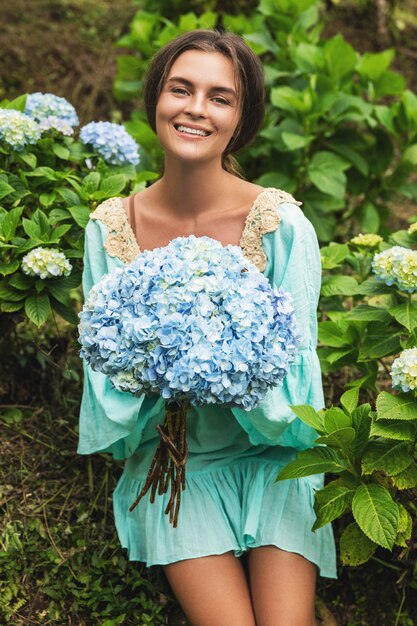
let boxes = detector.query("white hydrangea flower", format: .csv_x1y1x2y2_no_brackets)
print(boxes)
391,348,417,392
21,247,72,279
38,115,74,136
372,246,417,293
350,233,383,248
0,109,41,151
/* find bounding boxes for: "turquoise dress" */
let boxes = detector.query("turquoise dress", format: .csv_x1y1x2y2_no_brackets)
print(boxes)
78,188,337,579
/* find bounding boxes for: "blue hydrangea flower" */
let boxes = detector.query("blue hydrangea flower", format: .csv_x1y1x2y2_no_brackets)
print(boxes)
22,247,72,279
79,121,140,166
79,236,300,410
0,109,41,151
372,246,417,293
391,348,417,392
25,92,79,127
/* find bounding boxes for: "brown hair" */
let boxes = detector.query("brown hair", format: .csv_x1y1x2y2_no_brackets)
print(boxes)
143,29,265,177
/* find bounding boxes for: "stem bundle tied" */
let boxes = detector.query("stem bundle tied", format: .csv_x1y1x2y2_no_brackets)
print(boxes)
129,400,188,528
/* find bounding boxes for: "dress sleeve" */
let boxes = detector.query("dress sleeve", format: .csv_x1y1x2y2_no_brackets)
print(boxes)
78,218,160,460
231,201,324,450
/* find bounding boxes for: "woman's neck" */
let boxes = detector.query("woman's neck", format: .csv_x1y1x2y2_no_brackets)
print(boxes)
153,157,240,217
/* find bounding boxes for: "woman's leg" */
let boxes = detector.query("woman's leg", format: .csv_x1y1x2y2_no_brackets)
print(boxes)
248,545,317,626
163,551,256,626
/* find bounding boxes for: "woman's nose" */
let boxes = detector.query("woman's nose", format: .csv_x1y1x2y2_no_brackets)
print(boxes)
184,94,207,118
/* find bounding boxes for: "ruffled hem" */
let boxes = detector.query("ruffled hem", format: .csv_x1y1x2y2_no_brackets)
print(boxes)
113,457,337,579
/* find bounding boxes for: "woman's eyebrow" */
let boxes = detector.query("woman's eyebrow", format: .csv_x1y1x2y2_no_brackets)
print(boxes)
166,76,237,97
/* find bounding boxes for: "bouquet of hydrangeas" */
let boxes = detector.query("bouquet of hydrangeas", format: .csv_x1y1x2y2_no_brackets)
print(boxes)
79,235,299,525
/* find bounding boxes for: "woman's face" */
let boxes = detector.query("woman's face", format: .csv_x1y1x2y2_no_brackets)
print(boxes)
155,50,240,165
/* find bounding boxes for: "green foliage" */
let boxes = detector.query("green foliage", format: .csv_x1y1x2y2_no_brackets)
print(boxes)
318,228,417,386
0,98,152,328
113,0,417,240
277,389,417,566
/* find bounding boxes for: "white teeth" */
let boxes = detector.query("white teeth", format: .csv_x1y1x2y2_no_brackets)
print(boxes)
176,125,210,136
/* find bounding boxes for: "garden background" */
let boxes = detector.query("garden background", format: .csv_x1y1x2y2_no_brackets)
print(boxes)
1,0,417,624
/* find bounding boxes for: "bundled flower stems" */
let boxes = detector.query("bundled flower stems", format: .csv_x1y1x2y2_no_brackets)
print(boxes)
79,235,300,526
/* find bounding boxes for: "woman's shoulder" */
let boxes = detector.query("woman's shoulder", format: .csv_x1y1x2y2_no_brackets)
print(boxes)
87,197,140,264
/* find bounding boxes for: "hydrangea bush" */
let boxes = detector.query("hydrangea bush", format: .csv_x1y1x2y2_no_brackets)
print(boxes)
79,236,299,408
0,92,150,327
80,121,140,166
280,223,417,568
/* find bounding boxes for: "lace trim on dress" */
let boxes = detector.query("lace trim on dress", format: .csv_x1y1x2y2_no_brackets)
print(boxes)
239,188,301,272
90,198,140,264
90,188,300,270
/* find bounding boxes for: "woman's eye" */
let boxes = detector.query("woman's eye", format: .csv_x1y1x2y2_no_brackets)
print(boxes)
212,97,229,105
171,87,188,95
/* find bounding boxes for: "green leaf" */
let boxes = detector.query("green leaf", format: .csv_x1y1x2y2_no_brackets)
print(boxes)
318,321,351,348
24,293,51,326
321,275,360,297
0,179,15,200
276,447,346,480
340,387,359,414
389,302,417,332
374,70,405,98
319,243,349,269
46,281,71,305
57,187,81,206
361,441,412,476
289,405,324,432
356,276,393,295
50,297,79,325
94,175,127,200
340,522,377,566
324,35,357,82
324,407,352,432
0,284,26,301
18,152,37,168
0,260,19,276
52,144,70,160
0,207,23,241
308,151,348,198
316,427,356,450
360,202,380,232
82,172,101,194
270,86,310,113
391,462,417,489
357,49,394,81
402,143,417,165
39,192,57,207
346,305,391,323
370,420,417,442
67,205,91,228
312,482,353,530
280,131,310,150
395,504,412,547
359,334,401,360
8,273,33,290
376,392,417,421
352,405,372,457
1,301,24,312
352,484,399,549
26,166,57,181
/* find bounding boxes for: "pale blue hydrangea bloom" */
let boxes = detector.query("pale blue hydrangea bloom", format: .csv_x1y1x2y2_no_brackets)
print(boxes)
79,121,140,166
391,348,417,392
372,246,417,293
22,247,72,279
38,115,74,136
0,109,41,151
79,236,300,409
25,92,79,127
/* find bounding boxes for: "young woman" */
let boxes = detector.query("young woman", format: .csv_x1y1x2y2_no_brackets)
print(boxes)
79,29,336,626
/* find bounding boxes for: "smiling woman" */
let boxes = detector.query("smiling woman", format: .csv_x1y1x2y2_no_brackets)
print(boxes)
78,29,336,626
